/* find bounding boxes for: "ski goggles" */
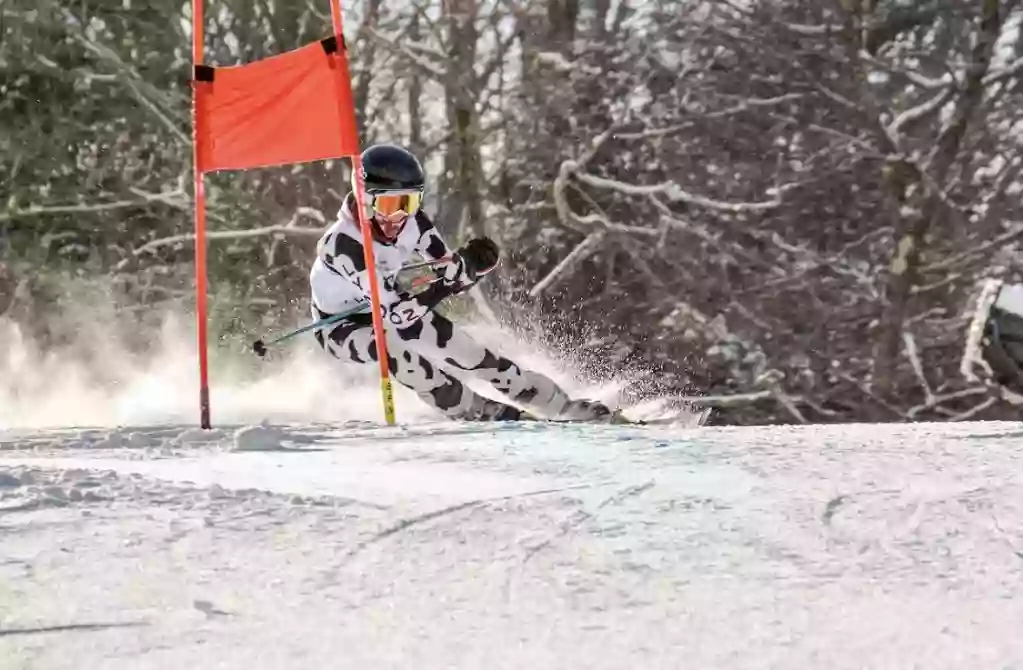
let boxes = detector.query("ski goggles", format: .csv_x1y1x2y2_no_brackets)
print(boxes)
368,191,423,221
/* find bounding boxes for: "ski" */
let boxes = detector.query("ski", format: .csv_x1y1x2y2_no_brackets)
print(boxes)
517,410,677,426
517,407,708,427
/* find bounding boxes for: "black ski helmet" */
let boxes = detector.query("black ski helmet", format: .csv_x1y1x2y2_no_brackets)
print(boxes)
350,143,425,244
356,143,425,193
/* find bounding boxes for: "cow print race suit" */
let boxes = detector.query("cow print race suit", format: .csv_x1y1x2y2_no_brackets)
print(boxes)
309,196,601,421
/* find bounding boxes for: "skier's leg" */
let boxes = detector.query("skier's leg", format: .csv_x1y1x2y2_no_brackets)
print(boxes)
314,312,527,421
395,311,611,420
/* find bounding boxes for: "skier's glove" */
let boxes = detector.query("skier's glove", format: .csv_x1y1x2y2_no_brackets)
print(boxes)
432,237,500,297
458,237,500,281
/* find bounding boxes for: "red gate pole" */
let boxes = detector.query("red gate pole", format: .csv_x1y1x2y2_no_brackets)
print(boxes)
327,0,397,425
191,0,211,429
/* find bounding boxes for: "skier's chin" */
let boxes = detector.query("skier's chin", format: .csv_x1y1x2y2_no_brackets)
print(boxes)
372,216,407,244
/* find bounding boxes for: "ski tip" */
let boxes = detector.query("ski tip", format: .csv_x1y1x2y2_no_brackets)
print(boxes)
252,339,268,358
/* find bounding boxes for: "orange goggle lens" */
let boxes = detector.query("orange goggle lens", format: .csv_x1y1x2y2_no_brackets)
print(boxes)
372,192,422,217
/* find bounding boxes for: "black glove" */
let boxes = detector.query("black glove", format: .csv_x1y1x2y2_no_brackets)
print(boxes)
458,236,500,281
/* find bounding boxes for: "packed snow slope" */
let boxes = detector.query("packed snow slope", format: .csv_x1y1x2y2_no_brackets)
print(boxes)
4,314,1023,667
3,418,1023,669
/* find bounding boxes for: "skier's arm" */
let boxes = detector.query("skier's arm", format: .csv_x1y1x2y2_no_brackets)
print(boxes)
412,209,456,264
413,210,500,293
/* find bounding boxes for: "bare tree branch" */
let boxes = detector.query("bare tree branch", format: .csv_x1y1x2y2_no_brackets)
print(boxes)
688,385,808,424
615,93,805,141
115,207,327,270
885,86,956,145
908,386,988,418
984,55,1023,86
366,27,449,80
572,171,785,213
0,190,187,224
782,21,843,37
943,396,997,421
60,7,189,144
902,330,935,404
528,232,605,297
115,224,324,269
924,223,1023,273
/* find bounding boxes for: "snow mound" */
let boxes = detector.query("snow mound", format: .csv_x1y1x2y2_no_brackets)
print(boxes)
232,424,285,451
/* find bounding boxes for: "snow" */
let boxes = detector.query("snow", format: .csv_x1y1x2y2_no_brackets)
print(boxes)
3,419,1023,668
2,311,1021,666
231,424,286,452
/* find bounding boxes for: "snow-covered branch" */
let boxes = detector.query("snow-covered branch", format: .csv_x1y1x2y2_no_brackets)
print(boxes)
61,7,188,145
858,52,955,91
943,396,998,421
782,22,843,36
614,94,805,141
115,224,324,271
115,208,328,271
984,56,1023,85
367,28,447,80
688,385,808,424
532,51,603,76
924,221,1023,272
902,330,934,404
528,232,605,297
401,38,449,61
0,190,187,224
907,387,988,419
885,86,956,145
573,171,784,213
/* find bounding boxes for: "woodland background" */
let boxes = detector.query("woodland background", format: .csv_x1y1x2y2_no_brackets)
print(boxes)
3,0,1023,425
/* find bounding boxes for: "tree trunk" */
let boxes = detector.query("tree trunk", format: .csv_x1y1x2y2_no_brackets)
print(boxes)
872,0,1003,395
407,11,423,157
438,0,481,241
353,0,383,140
592,0,610,40
548,0,579,51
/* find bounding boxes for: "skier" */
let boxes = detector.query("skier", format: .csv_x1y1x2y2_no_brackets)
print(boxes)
309,143,614,422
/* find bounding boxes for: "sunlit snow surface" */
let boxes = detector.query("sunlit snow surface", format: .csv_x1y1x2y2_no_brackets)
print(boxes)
3,419,1023,669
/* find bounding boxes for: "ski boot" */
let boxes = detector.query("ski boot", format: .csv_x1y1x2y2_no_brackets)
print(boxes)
454,395,538,422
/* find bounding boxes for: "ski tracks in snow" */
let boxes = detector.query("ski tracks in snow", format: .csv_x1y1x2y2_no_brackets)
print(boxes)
3,420,1023,668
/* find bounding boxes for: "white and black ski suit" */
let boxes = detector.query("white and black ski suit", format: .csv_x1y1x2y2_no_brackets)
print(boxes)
308,198,602,421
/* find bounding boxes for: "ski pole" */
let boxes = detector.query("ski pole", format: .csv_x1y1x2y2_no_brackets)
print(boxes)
251,305,369,358
398,256,452,274
250,259,448,358
407,274,443,289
